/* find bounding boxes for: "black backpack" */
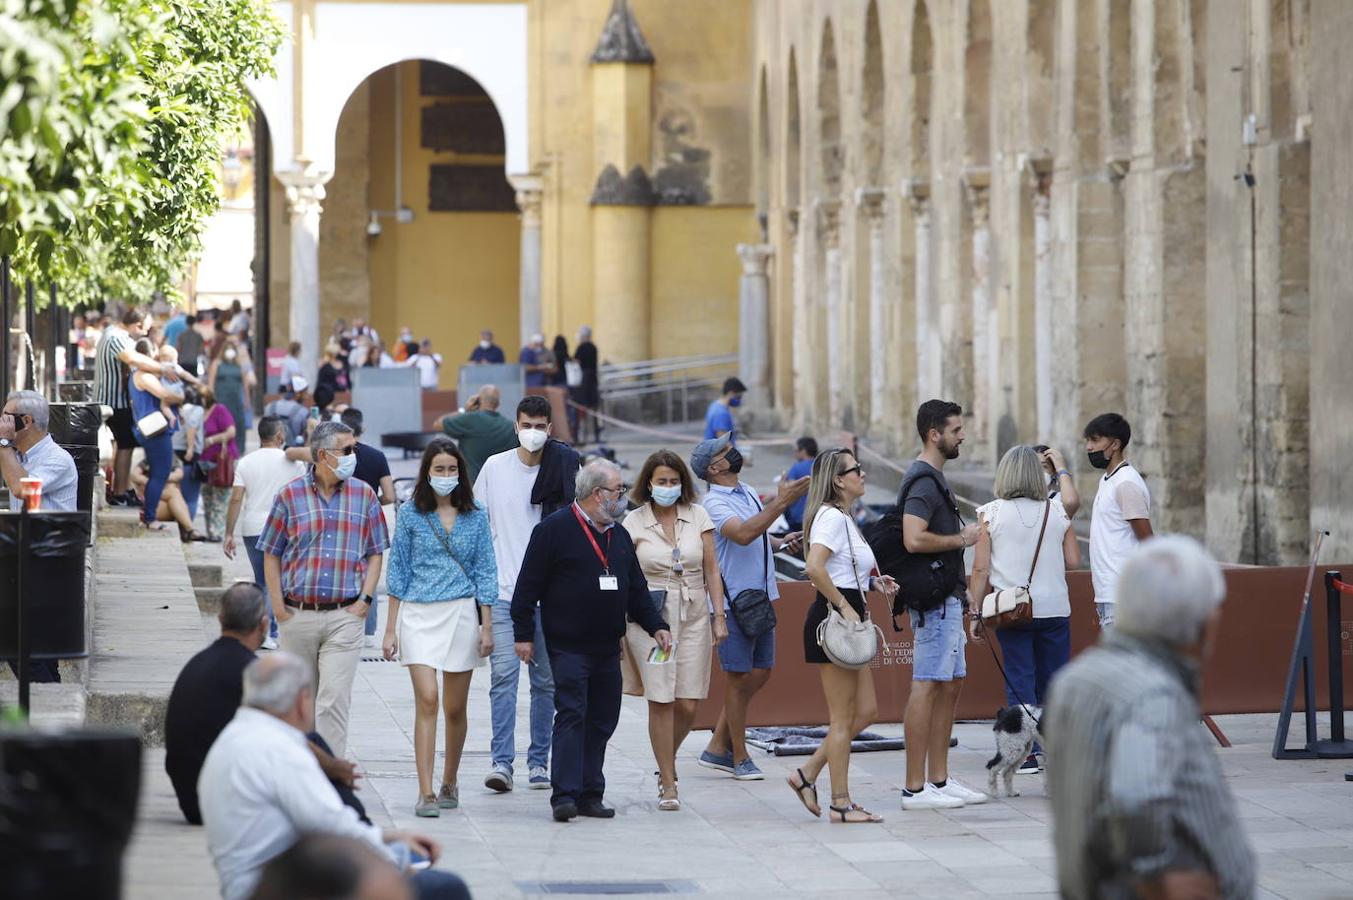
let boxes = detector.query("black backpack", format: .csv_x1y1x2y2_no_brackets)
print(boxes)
863,471,966,630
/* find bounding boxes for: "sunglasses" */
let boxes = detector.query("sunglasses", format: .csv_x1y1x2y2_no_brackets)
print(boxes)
327,445,356,456
839,464,864,478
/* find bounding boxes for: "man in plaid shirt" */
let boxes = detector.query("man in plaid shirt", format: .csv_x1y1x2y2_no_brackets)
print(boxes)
259,421,389,755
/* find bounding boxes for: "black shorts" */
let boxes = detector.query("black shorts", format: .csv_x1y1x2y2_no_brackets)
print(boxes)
108,407,137,450
804,587,867,665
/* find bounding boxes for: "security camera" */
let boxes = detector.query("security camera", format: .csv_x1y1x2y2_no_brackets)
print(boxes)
366,212,382,237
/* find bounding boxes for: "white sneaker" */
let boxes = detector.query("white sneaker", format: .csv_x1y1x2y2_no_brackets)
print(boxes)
899,783,965,810
364,634,378,650
933,779,989,805
261,636,279,651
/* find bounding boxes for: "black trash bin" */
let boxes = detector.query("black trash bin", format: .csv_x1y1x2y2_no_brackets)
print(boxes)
0,729,142,900
0,511,90,661
47,402,103,447
59,444,101,514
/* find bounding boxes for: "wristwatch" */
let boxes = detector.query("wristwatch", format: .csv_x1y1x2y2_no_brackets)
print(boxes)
357,592,373,606
0,438,12,450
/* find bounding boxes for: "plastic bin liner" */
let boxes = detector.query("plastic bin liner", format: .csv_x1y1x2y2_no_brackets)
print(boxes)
47,402,103,447
0,511,89,659
0,730,141,900
57,381,93,402
60,443,101,513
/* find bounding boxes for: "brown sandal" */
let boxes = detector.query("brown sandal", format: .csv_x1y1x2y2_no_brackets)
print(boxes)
786,768,821,817
829,802,883,823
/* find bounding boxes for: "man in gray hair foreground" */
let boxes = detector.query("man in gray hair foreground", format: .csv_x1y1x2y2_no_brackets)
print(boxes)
0,389,78,512
199,652,468,900
1044,535,1255,899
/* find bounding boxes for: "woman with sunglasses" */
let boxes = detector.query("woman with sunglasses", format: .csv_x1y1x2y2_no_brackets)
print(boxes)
788,448,897,823
621,450,726,812
384,437,497,818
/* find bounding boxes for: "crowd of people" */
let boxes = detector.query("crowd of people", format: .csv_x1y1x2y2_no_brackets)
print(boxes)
1,298,1253,896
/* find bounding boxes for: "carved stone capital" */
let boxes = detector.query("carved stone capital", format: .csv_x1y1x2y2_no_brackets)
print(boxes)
816,199,841,247
589,164,655,207
855,187,887,225
510,173,544,227
277,160,332,217
905,177,930,216
964,181,990,228
736,243,774,277
786,208,801,239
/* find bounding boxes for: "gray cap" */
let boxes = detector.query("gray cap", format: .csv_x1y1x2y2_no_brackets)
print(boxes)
690,432,732,481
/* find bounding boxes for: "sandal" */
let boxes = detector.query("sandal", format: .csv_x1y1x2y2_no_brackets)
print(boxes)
657,784,681,812
786,768,821,817
829,801,883,824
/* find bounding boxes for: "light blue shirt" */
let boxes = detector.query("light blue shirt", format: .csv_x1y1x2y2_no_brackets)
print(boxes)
385,502,498,605
9,434,79,512
701,480,778,607
703,400,735,441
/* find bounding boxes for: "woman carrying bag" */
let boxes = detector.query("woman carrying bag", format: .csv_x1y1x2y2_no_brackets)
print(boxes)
621,450,725,812
969,444,1080,774
383,438,496,818
197,388,238,542
788,448,897,824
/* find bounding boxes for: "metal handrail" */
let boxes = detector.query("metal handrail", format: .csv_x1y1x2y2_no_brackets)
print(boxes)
598,352,738,385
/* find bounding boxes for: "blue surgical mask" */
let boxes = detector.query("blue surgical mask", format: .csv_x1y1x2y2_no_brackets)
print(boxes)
728,395,743,408
650,484,681,507
328,451,357,480
429,475,459,496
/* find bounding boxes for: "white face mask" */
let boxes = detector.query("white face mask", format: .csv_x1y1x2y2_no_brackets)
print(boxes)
223,349,237,362
479,340,491,349
518,427,548,453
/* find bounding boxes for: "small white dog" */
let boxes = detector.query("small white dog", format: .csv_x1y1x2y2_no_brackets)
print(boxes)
986,706,1040,798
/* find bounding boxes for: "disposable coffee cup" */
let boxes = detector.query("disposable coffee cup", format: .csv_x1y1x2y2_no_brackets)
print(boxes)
20,476,42,511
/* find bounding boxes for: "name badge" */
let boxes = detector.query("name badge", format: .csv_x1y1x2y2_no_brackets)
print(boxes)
598,576,619,591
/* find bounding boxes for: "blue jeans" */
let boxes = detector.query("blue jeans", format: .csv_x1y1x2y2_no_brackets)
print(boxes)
176,453,203,520
548,649,621,807
365,594,378,637
243,535,278,639
139,431,174,525
992,615,1071,709
489,602,554,771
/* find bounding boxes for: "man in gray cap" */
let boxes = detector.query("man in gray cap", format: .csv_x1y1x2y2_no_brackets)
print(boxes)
691,432,808,780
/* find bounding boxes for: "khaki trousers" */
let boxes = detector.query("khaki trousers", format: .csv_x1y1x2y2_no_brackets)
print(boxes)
279,607,365,755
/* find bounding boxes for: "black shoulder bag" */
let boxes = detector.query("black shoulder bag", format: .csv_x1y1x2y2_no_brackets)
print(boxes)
719,493,777,638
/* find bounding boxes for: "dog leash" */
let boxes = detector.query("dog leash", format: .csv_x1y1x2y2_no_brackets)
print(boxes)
977,625,1043,731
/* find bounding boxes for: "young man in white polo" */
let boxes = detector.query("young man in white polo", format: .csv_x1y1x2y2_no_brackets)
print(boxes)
1083,413,1154,630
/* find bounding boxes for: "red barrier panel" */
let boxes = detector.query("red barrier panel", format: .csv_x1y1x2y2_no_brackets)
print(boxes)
691,564,1353,729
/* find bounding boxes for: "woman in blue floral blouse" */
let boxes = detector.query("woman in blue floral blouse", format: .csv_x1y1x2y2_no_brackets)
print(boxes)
384,437,497,817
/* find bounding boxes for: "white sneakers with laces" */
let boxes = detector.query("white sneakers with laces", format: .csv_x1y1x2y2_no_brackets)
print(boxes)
899,783,965,810
933,779,989,805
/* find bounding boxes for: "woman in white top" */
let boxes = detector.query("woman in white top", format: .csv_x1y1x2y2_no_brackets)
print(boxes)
788,448,898,824
622,450,725,812
969,445,1081,771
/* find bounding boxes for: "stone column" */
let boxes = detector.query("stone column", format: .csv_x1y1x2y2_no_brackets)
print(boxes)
590,166,654,362
965,179,994,463
908,186,936,401
818,200,844,422
1032,174,1053,438
511,173,544,345
736,243,774,408
788,209,809,427
278,164,331,383
857,188,888,433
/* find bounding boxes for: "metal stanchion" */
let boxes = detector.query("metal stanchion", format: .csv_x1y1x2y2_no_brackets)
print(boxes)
16,502,29,714
1,255,11,395
1310,571,1353,758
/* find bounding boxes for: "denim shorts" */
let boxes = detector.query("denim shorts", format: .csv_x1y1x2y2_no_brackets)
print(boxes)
717,607,776,673
909,596,967,682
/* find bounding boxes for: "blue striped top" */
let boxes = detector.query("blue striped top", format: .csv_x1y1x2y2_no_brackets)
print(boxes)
386,502,498,605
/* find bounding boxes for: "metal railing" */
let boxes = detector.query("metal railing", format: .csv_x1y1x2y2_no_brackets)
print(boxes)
598,352,738,426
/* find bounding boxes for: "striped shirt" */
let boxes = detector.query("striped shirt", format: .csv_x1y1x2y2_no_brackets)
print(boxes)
93,325,133,408
1044,633,1255,899
255,468,389,605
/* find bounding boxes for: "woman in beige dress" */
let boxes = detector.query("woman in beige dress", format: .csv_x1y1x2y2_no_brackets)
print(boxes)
623,450,726,812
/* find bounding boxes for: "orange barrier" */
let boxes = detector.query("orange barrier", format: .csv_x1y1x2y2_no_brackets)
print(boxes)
691,564,1353,728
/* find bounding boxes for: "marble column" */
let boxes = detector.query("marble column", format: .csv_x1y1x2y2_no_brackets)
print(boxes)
857,188,888,433
1033,174,1053,439
788,209,809,426
511,173,544,346
736,243,774,408
966,179,994,462
909,187,935,401
278,164,331,383
818,200,844,422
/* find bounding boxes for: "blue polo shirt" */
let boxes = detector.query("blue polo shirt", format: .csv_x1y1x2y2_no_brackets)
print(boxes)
703,400,734,441
702,481,778,610
783,458,814,529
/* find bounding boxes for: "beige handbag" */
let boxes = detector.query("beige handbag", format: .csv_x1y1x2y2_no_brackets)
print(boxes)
980,500,1050,630
815,512,884,669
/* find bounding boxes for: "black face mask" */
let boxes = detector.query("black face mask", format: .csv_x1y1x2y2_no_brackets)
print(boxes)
722,447,744,475
1087,449,1110,470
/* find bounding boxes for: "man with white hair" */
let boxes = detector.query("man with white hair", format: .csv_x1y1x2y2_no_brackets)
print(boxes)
198,652,467,900
1044,536,1255,900
0,390,79,512
511,459,672,821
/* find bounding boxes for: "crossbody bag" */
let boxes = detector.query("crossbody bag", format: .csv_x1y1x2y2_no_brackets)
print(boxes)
815,510,884,669
979,499,1050,630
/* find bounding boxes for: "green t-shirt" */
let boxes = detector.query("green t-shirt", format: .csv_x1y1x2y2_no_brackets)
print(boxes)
442,410,519,482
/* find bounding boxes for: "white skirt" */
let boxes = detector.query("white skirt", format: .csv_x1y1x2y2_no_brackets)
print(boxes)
397,598,484,673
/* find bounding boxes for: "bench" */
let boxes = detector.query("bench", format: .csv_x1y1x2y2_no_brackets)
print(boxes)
380,431,443,459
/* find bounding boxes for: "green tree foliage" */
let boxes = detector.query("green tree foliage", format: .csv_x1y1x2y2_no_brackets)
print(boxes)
0,0,283,306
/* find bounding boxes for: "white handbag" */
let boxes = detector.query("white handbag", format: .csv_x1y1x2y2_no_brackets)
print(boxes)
135,409,169,439
564,359,584,388
815,512,884,670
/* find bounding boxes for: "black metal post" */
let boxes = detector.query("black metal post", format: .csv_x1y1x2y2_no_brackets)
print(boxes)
24,279,35,392
1327,572,1345,744
1,256,11,395
17,503,30,715
48,284,60,397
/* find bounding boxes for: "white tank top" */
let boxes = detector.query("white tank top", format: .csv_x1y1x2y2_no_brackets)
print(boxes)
1089,463,1152,605
976,497,1071,618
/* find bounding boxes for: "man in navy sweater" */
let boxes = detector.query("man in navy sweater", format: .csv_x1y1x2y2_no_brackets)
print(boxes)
512,459,672,821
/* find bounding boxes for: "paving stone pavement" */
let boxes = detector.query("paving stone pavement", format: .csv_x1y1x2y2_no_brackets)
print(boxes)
113,439,1353,899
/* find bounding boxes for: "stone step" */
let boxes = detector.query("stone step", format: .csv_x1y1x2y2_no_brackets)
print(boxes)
188,564,222,587
96,508,143,539
195,586,226,613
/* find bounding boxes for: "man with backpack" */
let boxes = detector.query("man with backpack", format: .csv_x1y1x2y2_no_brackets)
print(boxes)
896,400,985,810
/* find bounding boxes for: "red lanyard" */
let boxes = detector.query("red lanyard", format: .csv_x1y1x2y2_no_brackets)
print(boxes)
572,503,613,573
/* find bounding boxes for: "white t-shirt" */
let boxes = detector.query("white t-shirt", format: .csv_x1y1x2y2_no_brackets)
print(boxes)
474,448,541,603
403,352,442,388
808,505,876,591
1089,463,1152,606
233,448,305,536
976,497,1072,618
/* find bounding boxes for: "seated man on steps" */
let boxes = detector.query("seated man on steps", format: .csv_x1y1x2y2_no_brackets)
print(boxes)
164,583,368,826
